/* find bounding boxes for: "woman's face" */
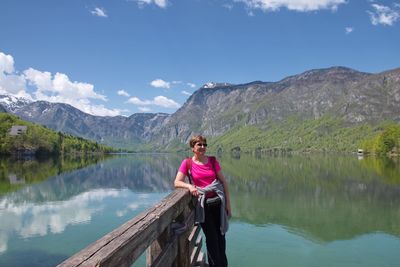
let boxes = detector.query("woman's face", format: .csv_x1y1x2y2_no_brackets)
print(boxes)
192,141,207,155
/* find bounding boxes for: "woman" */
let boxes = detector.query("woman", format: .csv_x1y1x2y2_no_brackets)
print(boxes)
174,135,231,267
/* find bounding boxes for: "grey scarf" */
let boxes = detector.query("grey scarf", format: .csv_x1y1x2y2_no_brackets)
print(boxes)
195,179,229,235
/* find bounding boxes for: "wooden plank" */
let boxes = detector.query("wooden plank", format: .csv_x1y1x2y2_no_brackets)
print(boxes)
196,251,205,267
195,234,202,249
188,225,200,243
58,189,191,267
190,235,202,265
190,245,200,266
173,209,194,236
175,207,192,267
91,191,191,266
146,226,170,266
150,235,178,267
188,225,201,254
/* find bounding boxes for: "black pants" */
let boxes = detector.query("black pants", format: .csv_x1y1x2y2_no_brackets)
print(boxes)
200,202,228,267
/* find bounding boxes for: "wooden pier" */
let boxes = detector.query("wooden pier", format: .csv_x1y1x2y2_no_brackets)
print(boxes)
58,189,206,267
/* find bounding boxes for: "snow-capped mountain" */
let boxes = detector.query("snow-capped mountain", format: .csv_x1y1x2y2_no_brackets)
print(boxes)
0,94,32,112
202,82,232,88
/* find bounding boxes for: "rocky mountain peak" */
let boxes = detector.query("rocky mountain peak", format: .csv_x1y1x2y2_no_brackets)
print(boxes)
202,82,233,89
0,94,32,112
279,66,371,86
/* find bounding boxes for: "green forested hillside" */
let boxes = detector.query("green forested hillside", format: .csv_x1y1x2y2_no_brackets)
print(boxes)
0,113,114,155
361,123,400,156
2,111,399,156
0,156,107,195
206,116,400,156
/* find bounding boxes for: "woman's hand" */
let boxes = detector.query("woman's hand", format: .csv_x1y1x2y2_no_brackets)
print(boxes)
174,171,200,197
188,185,199,197
226,202,232,219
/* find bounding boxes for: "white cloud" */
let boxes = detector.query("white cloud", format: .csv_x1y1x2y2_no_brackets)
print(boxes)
0,72,27,96
25,68,107,101
0,52,29,98
23,69,126,116
127,95,180,108
128,203,140,210
33,90,123,116
223,4,234,10
181,90,192,96
155,0,168,8
367,3,400,26
234,0,346,12
0,189,122,250
126,97,152,106
150,79,195,91
118,90,130,97
116,210,126,217
79,104,126,117
115,202,141,217
150,79,171,89
153,95,180,108
139,106,152,112
187,83,196,88
0,52,15,74
248,10,255,16
23,68,52,91
91,7,108,17
136,0,168,8
136,0,151,7
0,51,123,116
345,27,354,34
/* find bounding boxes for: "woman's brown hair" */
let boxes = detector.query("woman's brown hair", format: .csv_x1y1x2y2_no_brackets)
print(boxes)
189,135,207,148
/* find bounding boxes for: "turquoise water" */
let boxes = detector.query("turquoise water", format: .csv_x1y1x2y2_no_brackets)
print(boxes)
228,223,399,267
0,154,400,266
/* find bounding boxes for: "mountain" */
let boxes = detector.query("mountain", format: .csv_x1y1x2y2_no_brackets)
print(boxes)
2,66,400,151
0,94,32,112
0,113,113,156
151,67,400,147
0,95,170,149
10,101,169,149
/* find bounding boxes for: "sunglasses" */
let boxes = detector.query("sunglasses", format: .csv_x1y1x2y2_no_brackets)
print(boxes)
195,143,208,147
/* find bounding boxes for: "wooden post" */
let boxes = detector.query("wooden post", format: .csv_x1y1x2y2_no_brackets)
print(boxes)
146,226,170,266
173,206,191,267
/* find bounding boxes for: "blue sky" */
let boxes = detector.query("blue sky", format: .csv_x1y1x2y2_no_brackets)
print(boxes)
0,0,399,116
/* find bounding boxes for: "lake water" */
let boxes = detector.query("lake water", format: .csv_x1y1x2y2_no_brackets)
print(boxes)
0,153,399,267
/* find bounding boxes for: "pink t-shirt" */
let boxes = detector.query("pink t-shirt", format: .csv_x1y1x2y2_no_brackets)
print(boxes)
178,156,221,189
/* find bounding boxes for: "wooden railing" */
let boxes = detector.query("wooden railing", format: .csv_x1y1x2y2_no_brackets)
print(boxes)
58,189,205,267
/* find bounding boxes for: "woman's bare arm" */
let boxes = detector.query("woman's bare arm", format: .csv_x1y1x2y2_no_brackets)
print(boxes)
174,171,199,197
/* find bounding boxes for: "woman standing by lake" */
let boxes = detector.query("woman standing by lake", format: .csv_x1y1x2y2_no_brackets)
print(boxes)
174,135,231,267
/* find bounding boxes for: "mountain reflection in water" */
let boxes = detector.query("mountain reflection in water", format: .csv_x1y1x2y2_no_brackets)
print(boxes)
0,154,178,266
221,154,400,242
0,153,399,267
